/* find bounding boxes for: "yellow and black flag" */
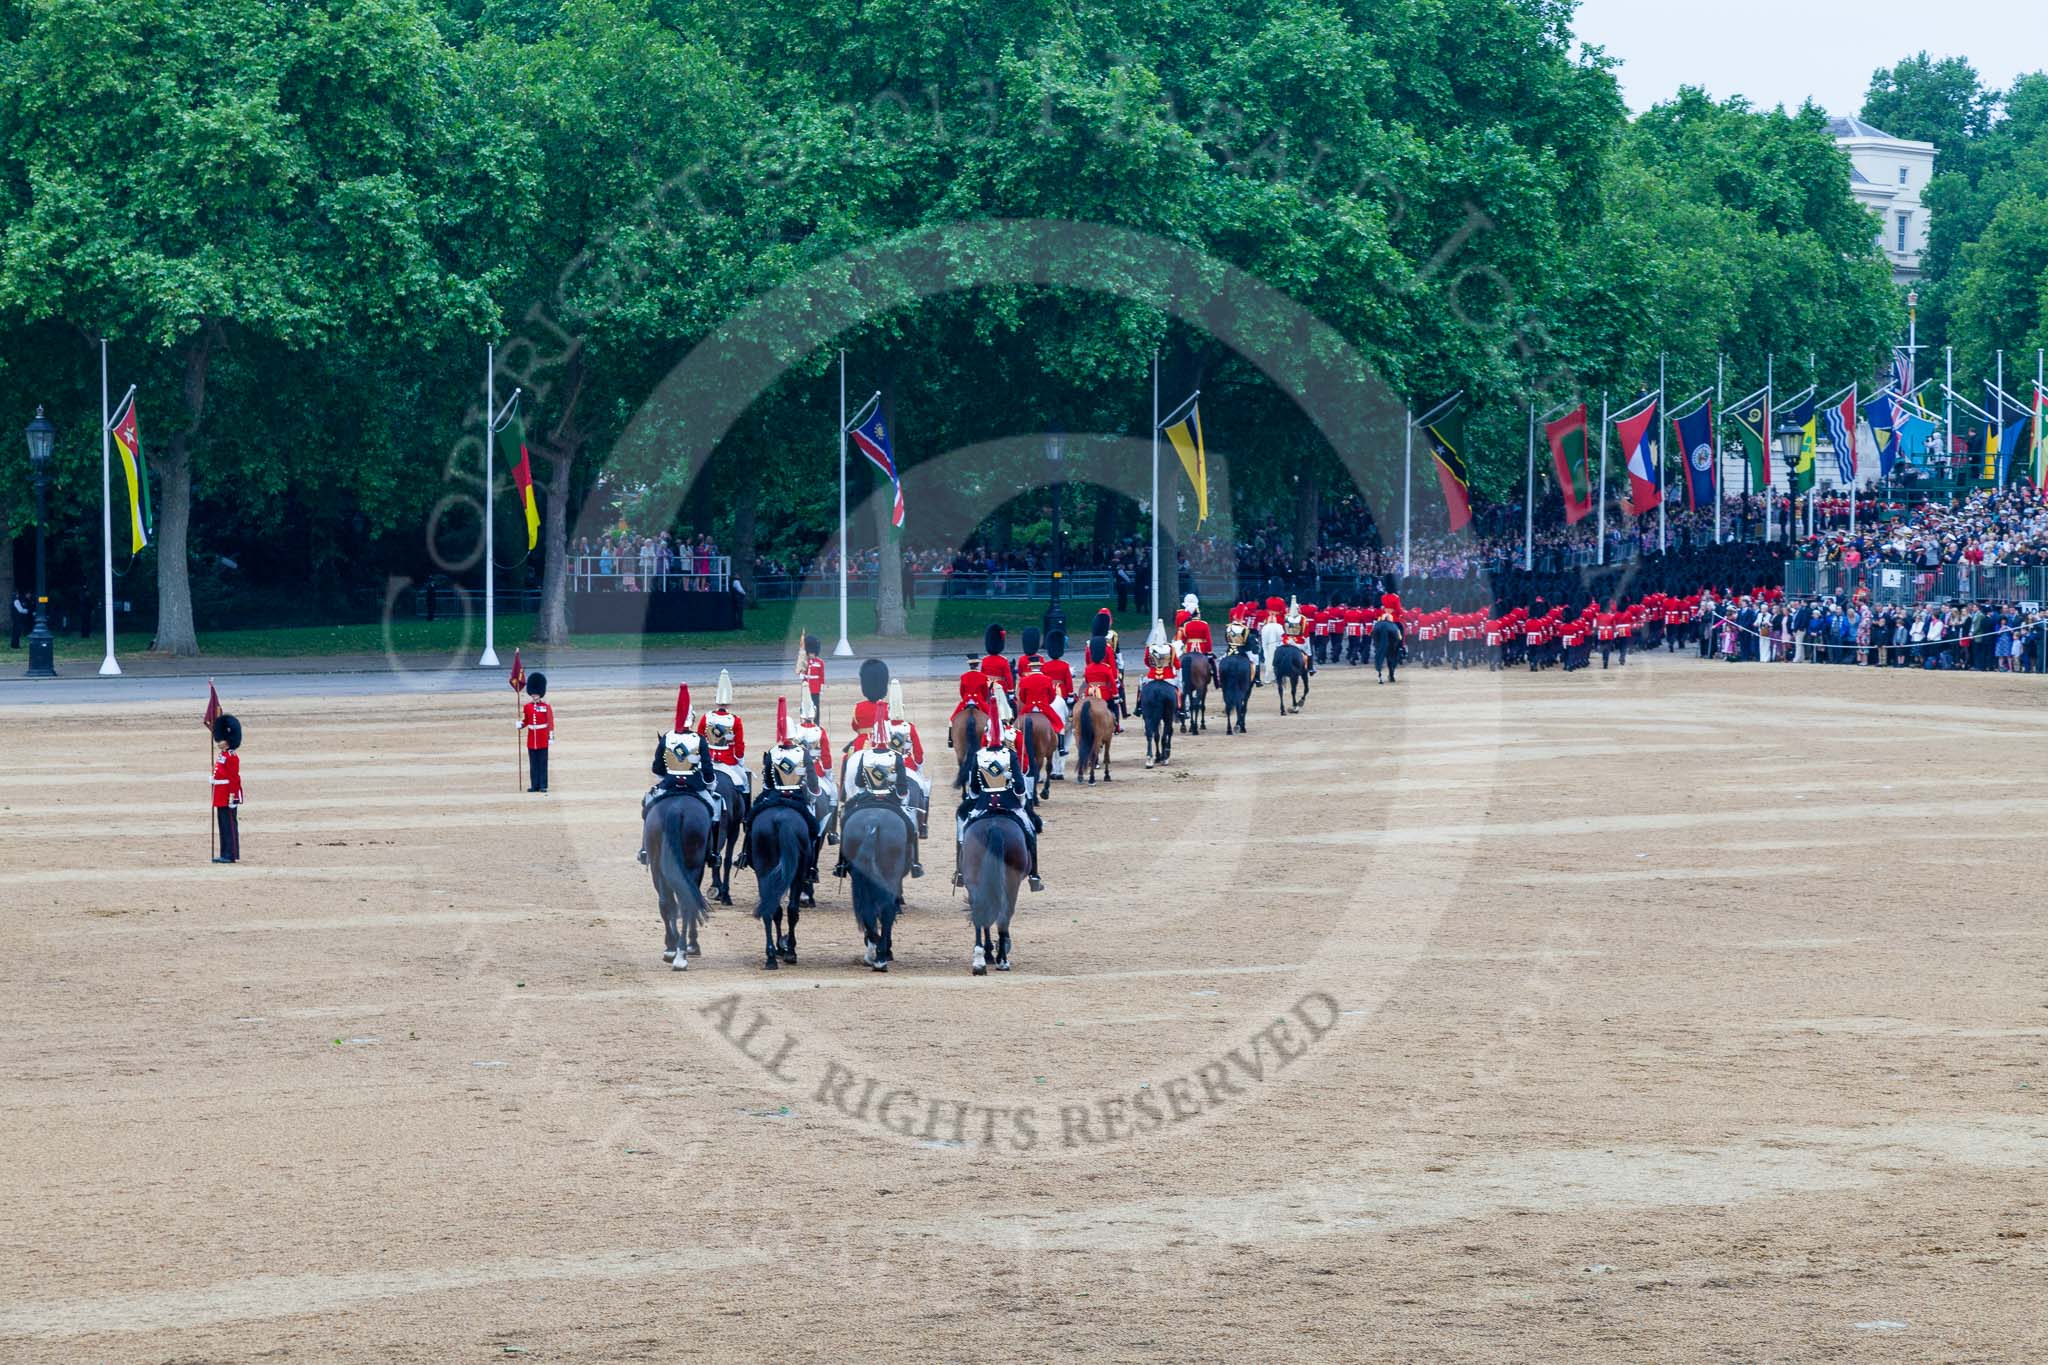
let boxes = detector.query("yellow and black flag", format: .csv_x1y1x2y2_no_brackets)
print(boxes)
1162,402,1208,524
1419,398,1472,533
108,390,151,555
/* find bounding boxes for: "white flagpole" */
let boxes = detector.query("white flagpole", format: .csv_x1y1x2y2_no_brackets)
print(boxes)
1597,393,1609,566
1764,355,1774,545
479,343,499,668
98,338,119,676
1401,406,1413,578
1945,345,1954,482
835,349,852,657
1150,348,1161,627
1996,349,2005,489
1849,382,1860,535
1714,353,1724,545
1657,352,1667,555
1524,402,1535,572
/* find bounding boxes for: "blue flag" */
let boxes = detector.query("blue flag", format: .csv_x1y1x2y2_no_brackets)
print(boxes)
1863,392,1898,478
1671,403,1716,510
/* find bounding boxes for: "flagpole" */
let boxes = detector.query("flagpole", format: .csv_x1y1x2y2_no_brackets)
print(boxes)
1401,406,1413,579
1714,354,1724,546
1523,402,1535,572
479,344,499,668
1945,346,1954,484
1597,393,1609,567
835,349,853,657
1996,349,2006,490
1657,353,1667,555
1150,348,1161,628
1850,382,1859,536
97,337,120,676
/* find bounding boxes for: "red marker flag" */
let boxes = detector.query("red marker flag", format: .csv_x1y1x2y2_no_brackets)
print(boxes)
202,680,221,731
508,649,525,692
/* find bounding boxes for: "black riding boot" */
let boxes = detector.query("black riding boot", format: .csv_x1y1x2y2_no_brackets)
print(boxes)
1027,832,1044,892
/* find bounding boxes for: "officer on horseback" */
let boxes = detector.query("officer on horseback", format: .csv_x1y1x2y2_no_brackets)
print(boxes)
955,692,1042,893
637,684,721,865
757,697,824,849
834,660,924,880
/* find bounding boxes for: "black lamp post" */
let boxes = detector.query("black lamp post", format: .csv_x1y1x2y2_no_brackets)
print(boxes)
1044,427,1066,637
24,407,56,677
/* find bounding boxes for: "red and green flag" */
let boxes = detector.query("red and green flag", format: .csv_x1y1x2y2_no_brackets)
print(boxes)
1544,405,1594,524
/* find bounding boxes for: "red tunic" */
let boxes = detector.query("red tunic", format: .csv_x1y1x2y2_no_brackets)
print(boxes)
1180,619,1213,652
803,656,824,696
1082,660,1117,698
522,700,554,751
1144,663,1178,684
210,751,242,808
951,669,991,722
1016,671,1064,733
979,653,1015,693
697,709,744,763
1041,658,1076,702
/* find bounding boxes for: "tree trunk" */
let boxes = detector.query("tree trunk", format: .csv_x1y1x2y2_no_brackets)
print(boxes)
0,500,14,633
1292,471,1320,579
872,490,906,637
532,353,589,647
153,328,217,656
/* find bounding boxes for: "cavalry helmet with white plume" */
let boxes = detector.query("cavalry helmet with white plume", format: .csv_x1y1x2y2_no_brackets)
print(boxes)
715,668,733,707
1181,592,1201,619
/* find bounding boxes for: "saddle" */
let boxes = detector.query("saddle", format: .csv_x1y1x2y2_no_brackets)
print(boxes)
644,779,721,823
963,800,1036,840
843,790,919,839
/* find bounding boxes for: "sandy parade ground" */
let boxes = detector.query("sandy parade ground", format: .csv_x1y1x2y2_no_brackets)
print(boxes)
1,652,2044,1363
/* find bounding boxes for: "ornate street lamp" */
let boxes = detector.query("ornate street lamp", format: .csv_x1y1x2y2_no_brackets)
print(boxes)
23,407,56,677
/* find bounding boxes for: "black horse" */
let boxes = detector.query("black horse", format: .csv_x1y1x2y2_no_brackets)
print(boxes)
1272,643,1310,714
1373,618,1405,684
1217,651,1253,735
746,800,813,969
707,772,748,904
1138,678,1177,768
961,811,1029,974
642,790,714,970
840,801,913,971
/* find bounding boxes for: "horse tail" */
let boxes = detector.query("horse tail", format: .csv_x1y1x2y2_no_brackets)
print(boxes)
845,811,905,938
660,807,708,934
967,817,1017,931
752,813,800,924
1078,695,1096,763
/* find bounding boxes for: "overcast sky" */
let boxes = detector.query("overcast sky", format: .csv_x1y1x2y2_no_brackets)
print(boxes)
1573,0,2039,120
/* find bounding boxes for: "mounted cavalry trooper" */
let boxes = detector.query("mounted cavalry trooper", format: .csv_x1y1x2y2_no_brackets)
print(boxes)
698,669,748,794
758,697,824,850
883,678,930,814
637,684,721,865
1257,598,1285,681
1041,629,1076,776
792,690,836,850
955,690,1042,893
1281,599,1312,666
1014,625,1046,684
834,662,925,880
1090,608,1126,724
978,623,1015,708
1142,628,1180,702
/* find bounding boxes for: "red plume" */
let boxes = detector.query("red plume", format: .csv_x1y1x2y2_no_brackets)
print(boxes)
775,696,790,746
874,700,890,747
673,684,691,731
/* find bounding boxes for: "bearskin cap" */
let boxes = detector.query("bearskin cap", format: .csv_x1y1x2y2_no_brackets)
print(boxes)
525,672,547,698
211,712,243,749
983,623,1006,654
859,658,890,702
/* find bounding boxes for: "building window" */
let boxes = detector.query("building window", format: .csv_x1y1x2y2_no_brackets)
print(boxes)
1898,166,1909,185
1897,212,1910,252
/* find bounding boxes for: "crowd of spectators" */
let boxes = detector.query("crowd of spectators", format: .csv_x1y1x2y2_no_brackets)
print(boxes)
571,531,727,591
1706,596,2048,672
1794,485,2048,571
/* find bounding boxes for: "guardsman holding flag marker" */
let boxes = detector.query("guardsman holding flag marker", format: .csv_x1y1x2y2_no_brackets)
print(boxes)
519,672,554,793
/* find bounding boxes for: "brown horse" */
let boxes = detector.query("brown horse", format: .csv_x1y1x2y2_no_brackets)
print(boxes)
1018,710,1057,802
1179,652,1213,734
948,704,986,758
1076,693,1114,784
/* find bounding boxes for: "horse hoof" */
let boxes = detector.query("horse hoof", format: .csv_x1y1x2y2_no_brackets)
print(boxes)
863,942,877,966
764,955,779,971
719,892,733,905
661,949,676,962
872,959,890,972
972,946,987,976
996,957,1011,972
671,954,688,971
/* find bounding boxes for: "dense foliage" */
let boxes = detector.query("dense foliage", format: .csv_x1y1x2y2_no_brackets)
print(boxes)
0,0,1920,649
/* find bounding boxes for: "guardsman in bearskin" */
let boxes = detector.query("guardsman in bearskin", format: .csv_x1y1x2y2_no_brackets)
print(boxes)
518,672,554,793
793,691,836,848
798,632,826,718
1015,651,1066,773
638,684,720,864
955,691,1042,892
948,662,990,743
1041,629,1076,776
1082,636,1119,732
979,624,1014,706
210,712,244,864
1015,625,1045,685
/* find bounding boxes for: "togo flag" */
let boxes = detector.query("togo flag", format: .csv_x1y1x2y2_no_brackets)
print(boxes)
109,391,151,554
1672,402,1715,510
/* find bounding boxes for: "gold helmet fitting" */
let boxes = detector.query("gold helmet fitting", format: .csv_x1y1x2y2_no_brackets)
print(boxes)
662,730,703,775
768,743,808,790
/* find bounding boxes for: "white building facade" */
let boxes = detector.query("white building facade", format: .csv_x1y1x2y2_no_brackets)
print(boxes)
1830,116,1937,284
